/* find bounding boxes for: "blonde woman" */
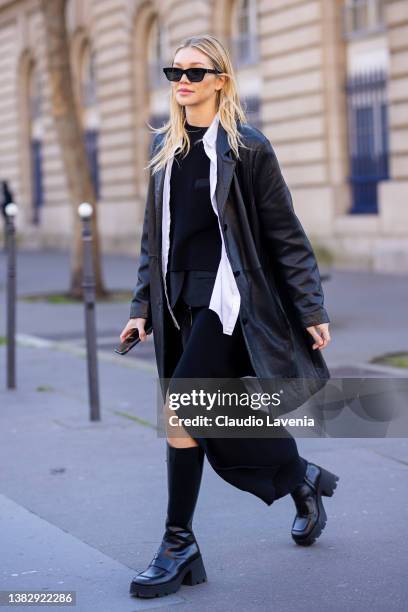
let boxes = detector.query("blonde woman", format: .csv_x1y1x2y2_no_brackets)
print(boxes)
120,34,339,599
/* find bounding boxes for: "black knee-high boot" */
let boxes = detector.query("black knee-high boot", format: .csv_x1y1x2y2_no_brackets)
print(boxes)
130,442,207,599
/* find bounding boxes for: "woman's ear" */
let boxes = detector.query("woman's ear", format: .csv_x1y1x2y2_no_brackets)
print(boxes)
215,74,227,92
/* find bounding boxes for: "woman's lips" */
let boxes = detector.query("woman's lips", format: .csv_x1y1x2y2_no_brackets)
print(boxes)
178,89,193,94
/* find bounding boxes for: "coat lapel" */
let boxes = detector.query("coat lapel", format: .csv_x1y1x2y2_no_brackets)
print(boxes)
154,164,165,259
215,121,237,219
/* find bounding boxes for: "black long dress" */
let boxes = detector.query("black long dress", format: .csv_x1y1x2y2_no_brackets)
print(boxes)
165,121,308,506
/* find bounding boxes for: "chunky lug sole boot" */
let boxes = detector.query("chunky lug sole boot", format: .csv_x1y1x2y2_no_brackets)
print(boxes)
130,443,206,598
290,462,339,547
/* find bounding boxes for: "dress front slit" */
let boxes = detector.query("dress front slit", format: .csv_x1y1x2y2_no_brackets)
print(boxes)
167,296,308,506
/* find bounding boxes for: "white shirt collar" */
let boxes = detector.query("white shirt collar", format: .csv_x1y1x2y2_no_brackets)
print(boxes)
202,110,220,149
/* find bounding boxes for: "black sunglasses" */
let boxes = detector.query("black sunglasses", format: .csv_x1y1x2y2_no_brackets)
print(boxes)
163,67,222,83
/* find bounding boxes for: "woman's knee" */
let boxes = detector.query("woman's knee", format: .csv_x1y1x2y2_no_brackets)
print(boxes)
164,390,198,448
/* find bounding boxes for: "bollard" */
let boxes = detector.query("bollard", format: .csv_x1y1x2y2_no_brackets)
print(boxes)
78,202,101,421
5,202,18,390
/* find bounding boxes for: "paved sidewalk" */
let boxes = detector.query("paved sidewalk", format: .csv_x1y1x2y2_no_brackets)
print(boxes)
0,249,407,611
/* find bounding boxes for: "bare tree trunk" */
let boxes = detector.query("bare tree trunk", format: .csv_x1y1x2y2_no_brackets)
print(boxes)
40,0,107,298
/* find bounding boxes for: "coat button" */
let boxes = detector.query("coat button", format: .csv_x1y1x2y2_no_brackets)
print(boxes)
233,270,240,277
242,317,248,325
223,223,228,231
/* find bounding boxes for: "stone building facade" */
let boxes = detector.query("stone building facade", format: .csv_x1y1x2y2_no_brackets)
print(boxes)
0,0,407,271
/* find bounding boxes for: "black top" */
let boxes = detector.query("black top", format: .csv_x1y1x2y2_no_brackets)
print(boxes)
165,120,222,309
167,121,221,272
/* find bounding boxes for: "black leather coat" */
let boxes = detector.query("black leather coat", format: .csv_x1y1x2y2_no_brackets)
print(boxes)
129,121,331,403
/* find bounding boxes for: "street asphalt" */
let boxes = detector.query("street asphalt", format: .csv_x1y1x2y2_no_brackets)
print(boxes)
0,248,407,612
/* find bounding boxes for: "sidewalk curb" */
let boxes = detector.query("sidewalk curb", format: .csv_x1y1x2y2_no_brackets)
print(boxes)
329,360,408,377
15,333,157,373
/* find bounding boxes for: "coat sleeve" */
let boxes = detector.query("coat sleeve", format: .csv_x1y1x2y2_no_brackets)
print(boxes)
129,138,157,321
252,138,330,328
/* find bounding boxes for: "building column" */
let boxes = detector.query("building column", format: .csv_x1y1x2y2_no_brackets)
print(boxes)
92,0,139,253
258,0,349,240
376,0,408,271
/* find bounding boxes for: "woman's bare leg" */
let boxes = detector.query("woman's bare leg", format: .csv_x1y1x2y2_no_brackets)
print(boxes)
164,388,198,448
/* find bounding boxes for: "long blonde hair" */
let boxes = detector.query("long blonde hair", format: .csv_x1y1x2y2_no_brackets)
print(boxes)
145,34,249,175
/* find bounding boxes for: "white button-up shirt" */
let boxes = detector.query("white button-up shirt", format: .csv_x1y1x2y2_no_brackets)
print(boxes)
161,111,241,335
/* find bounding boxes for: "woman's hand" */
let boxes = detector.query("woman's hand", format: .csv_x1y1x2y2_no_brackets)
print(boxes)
306,323,331,350
120,317,148,343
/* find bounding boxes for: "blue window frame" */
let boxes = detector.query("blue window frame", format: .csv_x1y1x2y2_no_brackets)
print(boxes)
31,138,44,224
84,129,100,200
345,69,389,214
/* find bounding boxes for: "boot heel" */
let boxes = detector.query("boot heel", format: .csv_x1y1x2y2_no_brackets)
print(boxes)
182,555,207,586
319,467,339,497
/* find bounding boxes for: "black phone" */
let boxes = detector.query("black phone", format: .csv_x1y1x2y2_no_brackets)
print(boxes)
114,324,153,355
